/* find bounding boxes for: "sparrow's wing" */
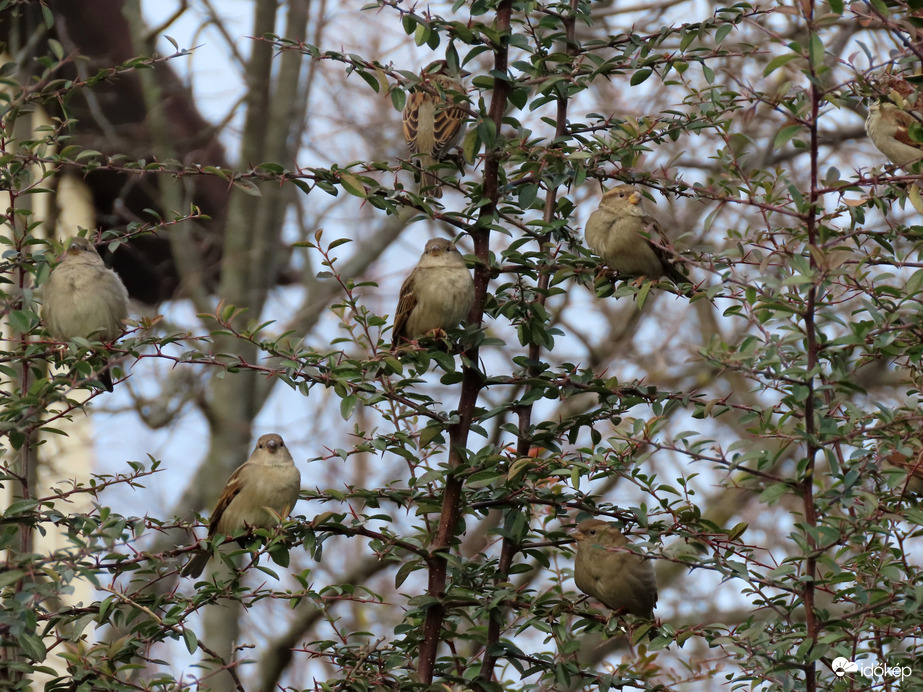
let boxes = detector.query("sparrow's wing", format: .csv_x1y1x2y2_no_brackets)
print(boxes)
431,79,468,159
891,108,923,150
642,215,691,290
634,559,659,613
402,92,425,154
206,463,247,539
431,104,467,158
888,450,923,476
392,270,418,348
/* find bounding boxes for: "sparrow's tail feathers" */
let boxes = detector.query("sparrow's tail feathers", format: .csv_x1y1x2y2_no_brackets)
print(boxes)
181,550,210,579
420,170,444,198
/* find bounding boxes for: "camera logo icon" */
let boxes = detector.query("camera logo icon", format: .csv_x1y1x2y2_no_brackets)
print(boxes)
831,657,859,677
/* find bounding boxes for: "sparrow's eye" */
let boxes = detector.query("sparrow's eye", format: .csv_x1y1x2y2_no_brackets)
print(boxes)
589,529,597,536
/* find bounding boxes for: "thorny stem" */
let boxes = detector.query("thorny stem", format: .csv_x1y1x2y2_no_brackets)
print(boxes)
417,1,514,684
802,2,820,690
476,0,579,686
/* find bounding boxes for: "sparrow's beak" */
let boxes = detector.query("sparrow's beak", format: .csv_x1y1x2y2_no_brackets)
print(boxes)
572,529,585,541
628,191,643,205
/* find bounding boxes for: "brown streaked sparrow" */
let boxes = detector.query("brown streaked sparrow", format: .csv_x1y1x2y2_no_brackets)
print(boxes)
883,449,923,496
41,236,130,392
402,60,469,198
584,185,691,294
572,519,658,619
182,433,301,579
391,238,475,349
866,94,923,169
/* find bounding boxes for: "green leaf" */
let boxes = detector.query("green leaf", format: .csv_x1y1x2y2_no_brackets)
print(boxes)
7,310,38,334
340,395,358,420
477,118,497,148
395,559,421,588
339,173,367,198
391,88,406,112
809,34,824,67
773,124,802,150
0,570,24,588
357,69,380,93
728,522,748,541
414,23,429,47
269,543,291,568
48,38,64,60
462,127,481,165
183,629,198,654
702,64,714,84
630,69,653,86
18,632,46,661
232,178,262,197
419,425,444,448
4,499,39,516
909,120,923,145
759,483,791,505
763,53,800,77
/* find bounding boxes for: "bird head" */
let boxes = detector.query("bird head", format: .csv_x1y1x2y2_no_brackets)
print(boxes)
422,59,470,79
600,185,647,213
423,238,455,257
258,433,286,454
573,519,612,543
66,237,96,257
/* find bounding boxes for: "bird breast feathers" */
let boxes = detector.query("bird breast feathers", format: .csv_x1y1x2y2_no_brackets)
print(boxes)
413,265,471,307
213,462,300,535
44,264,128,340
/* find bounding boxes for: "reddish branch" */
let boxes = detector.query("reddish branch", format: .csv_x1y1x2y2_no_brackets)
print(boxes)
476,1,580,686
801,3,822,690
416,1,515,685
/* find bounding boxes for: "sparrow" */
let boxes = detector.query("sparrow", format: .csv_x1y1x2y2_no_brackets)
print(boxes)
41,236,130,391
391,238,475,349
866,96,923,169
402,59,468,198
882,450,923,495
584,185,691,293
572,519,658,619
182,433,302,579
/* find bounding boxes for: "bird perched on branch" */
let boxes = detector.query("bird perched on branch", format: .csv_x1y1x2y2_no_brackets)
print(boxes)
572,519,658,619
182,433,301,579
402,59,469,198
883,449,923,496
584,185,691,295
391,238,475,349
866,80,923,169
41,236,129,392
